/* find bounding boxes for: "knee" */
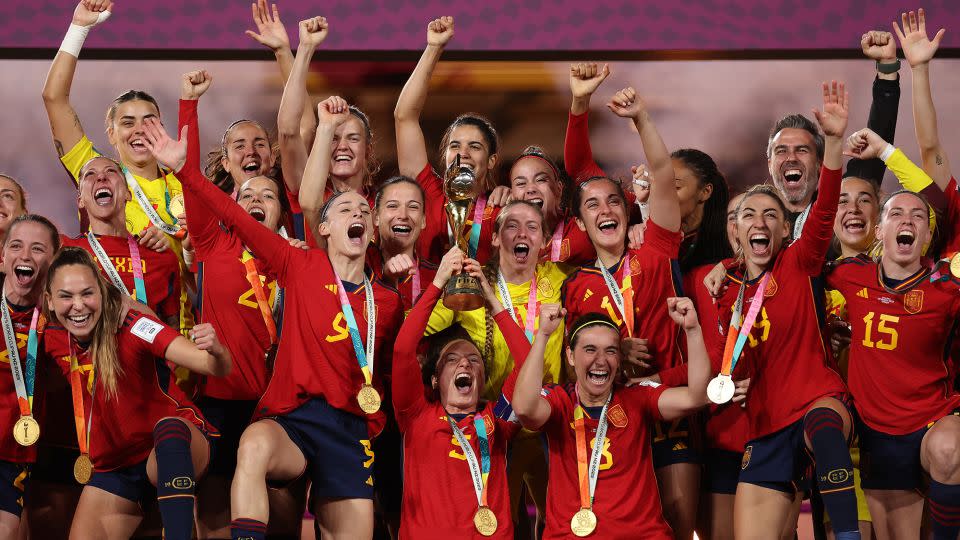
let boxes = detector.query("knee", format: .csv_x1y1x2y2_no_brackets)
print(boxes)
926,428,960,478
235,428,274,475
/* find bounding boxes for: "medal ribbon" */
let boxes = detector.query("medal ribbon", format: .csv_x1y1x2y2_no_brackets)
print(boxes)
85,231,147,304
0,293,38,416
68,342,95,457
241,251,278,345
448,414,491,507
467,196,487,259
332,272,376,386
719,273,771,376
411,261,421,302
598,252,635,337
549,222,564,262
496,271,538,342
573,388,611,508
121,167,184,238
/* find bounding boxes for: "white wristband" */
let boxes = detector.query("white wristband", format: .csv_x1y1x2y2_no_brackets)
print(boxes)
58,11,111,58
880,144,896,163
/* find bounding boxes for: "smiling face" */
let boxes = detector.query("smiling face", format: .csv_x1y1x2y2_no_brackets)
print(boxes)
330,116,369,182
46,263,103,342
877,192,931,269
220,121,275,186
319,191,373,259
566,325,621,403
834,177,879,255
575,179,627,254
3,221,56,301
375,181,425,252
0,177,26,237
768,128,821,209
78,157,131,223
444,124,497,188
509,156,560,219
492,203,546,274
674,159,713,227
433,339,485,412
236,176,283,233
735,192,791,273
107,99,162,170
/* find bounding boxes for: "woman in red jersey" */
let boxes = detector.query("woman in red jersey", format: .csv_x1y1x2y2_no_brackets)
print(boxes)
43,247,230,540
0,216,60,539
393,246,545,538
708,81,859,539
141,114,404,538
513,298,710,539
395,16,505,264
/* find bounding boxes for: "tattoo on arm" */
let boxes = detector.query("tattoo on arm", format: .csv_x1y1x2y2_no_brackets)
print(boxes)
72,111,82,129
937,154,944,166
54,140,65,157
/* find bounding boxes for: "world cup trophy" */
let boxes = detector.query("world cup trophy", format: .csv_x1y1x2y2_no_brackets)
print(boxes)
442,155,485,311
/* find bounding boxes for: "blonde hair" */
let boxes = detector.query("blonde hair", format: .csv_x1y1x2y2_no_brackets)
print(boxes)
44,247,125,398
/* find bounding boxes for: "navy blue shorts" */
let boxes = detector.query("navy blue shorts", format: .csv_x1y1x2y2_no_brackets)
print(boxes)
372,417,402,515
739,419,813,493
651,417,701,468
197,397,256,477
0,461,29,517
270,398,374,501
704,449,742,495
30,445,79,485
88,460,155,507
858,410,960,491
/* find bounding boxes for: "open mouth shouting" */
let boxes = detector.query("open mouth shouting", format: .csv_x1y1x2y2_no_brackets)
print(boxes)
12,264,35,287
390,223,413,238
748,232,771,257
94,187,114,207
129,137,148,155
842,216,866,236
347,221,367,246
248,206,266,222
65,312,93,331
454,371,474,395
241,158,261,176
585,365,611,388
513,242,531,264
597,217,619,236
781,164,805,189
333,153,354,166
526,196,544,207
894,229,916,254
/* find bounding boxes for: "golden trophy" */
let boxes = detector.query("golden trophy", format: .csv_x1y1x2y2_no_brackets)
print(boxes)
442,155,485,311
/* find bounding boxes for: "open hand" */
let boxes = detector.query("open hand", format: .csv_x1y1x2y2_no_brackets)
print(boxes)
812,80,848,138
142,118,188,173
246,0,291,52
893,8,945,67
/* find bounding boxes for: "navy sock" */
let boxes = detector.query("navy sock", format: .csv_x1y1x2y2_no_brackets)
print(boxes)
153,418,195,540
803,408,859,538
231,518,267,540
929,480,960,540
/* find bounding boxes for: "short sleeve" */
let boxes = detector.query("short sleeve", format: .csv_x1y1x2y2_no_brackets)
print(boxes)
126,313,180,358
622,384,668,423
641,219,682,259
60,135,98,185
541,384,574,432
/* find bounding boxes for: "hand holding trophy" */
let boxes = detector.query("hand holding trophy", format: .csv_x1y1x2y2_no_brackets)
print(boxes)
442,154,485,311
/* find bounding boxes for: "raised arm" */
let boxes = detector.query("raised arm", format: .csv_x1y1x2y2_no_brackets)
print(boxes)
845,30,901,183
394,16,454,178
657,298,710,420
392,248,463,415
894,8,951,189
300,96,350,245
564,63,610,181
41,0,112,158
277,16,327,195
607,86,680,232
498,304,559,407
512,308,564,430
165,323,232,376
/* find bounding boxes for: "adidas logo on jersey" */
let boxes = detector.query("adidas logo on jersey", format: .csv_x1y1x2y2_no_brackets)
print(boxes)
583,289,593,301
326,284,338,294
857,288,868,299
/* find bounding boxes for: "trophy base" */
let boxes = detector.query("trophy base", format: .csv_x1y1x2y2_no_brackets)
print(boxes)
442,273,485,311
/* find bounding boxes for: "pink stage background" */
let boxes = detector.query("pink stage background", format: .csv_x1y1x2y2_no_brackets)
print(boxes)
3,0,960,52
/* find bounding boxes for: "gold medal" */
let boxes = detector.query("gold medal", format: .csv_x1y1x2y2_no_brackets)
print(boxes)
13,415,40,447
169,194,186,220
73,454,93,485
570,507,597,537
473,506,498,536
950,253,960,279
357,384,381,414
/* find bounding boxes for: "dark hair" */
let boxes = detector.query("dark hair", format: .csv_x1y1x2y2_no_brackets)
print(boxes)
234,175,293,231
374,175,425,209
671,149,733,271
105,90,160,131
511,145,567,215
203,119,278,194
767,114,824,163
421,324,486,395
567,313,620,349
570,176,627,220
5,214,61,252
439,114,500,193
0,174,27,213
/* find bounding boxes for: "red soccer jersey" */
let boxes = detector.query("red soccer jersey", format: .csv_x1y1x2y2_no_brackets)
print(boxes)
540,383,672,540
46,312,212,471
561,219,683,373
826,257,960,434
393,284,531,539
0,301,49,463
61,234,181,325
39,324,86,450
177,159,404,437
366,246,439,312
415,164,498,265
715,166,846,439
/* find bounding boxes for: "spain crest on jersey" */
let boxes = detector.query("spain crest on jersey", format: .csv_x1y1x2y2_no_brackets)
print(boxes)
606,403,628,428
764,275,778,297
559,238,571,262
904,289,923,314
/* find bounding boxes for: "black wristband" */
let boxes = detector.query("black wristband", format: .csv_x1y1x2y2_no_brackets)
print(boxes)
876,59,901,74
